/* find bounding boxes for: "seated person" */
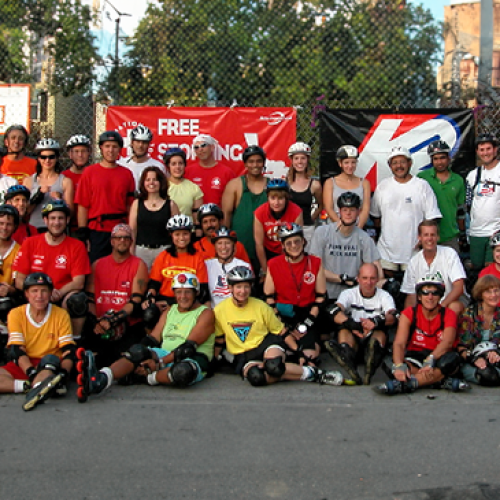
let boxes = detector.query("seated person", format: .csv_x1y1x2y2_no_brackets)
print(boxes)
376,274,468,395
0,273,75,411
4,185,37,244
479,232,500,287
457,275,500,386
325,263,397,385
76,273,215,401
214,266,344,387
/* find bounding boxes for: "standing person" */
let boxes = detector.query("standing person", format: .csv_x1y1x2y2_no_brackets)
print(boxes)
1,124,36,183
466,133,500,271
4,185,36,244
479,232,500,282
24,139,74,233
417,140,466,252
370,146,441,277
75,131,135,263
254,179,303,280
163,148,204,219
129,166,179,271
185,134,236,206
222,145,268,269
286,142,322,244
117,124,166,191
323,145,371,229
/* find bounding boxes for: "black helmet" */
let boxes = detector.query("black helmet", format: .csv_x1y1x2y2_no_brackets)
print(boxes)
0,204,20,227
41,200,71,217
98,131,124,149
476,133,497,148
427,140,450,157
212,226,237,243
4,185,31,202
23,272,53,291
163,147,187,165
198,203,223,221
226,266,255,285
243,145,266,163
336,145,359,160
337,191,361,209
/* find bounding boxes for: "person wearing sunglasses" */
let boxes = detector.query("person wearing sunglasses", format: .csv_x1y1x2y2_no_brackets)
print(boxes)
1,124,36,183
377,274,468,395
23,138,74,233
185,134,236,206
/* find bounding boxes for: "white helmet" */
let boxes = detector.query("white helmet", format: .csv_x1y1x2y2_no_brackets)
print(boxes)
490,232,500,248
171,272,200,293
415,273,445,296
66,135,91,149
130,125,153,142
472,341,499,361
35,138,60,153
336,145,359,160
387,146,412,163
166,214,193,232
288,142,311,158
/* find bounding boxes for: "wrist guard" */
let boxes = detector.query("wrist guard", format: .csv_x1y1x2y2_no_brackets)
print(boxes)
339,274,356,287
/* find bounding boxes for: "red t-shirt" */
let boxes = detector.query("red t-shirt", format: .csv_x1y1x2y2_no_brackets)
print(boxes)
184,161,236,206
14,234,91,290
402,305,457,352
63,169,84,230
149,250,208,298
1,156,36,183
74,163,135,232
12,222,37,245
194,236,250,265
254,201,302,255
268,254,321,307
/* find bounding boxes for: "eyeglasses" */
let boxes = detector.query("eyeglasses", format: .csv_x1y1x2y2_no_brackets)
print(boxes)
193,143,209,150
420,289,442,297
111,236,132,241
284,238,303,248
39,154,56,160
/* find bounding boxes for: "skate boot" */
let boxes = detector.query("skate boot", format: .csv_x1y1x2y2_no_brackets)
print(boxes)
324,340,362,385
374,377,418,395
23,373,63,411
76,348,108,403
314,368,344,386
364,337,386,386
440,377,470,392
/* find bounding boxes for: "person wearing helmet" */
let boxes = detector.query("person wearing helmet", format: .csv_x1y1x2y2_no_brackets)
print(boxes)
1,124,36,183
222,145,268,268
1,272,76,411
76,272,215,401
457,275,500,386
117,124,166,191
286,142,323,244
376,273,468,395
466,133,500,270
323,145,370,229
254,179,303,280
194,203,250,264
0,164,18,205
82,224,148,367
310,191,383,302
23,138,74,233
185,134,236,206
478,232,500,285
401,220,468,316
147,215,209,310
263,222,326,368
74,130,135,263
417,140,466,252
213,266,344,386
206,227,252,308
370,146,441,277
4,185,36,244
163,147,204,219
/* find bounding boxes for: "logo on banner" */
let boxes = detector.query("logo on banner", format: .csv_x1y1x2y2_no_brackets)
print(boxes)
259,111,293,126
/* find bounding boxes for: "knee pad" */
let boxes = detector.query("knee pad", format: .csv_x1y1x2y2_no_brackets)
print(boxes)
62,344,77,364
435,352,461,377
173,340,197,362
66,291,88,318
37,354,61,374
246,365,267,387
123,344,152,367
264,356,286,379
168,360,199,387
0,297,14,322
476,365,500,387
143,304,161,330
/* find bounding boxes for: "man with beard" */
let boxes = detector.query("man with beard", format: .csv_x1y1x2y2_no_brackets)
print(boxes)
1,125,36,183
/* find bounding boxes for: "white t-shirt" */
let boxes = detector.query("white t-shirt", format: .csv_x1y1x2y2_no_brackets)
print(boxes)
0,175,18,203
370,176,441,265
337,286,395,322
401,245,467,300
206,257,251,308
466,162,500,237
117,156,167,191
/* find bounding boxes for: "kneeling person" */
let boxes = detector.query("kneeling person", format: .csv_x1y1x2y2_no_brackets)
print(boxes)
76,273,215,401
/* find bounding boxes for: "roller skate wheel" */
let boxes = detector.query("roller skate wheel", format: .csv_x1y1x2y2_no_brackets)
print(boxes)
76,347,86,360
77,386,87,403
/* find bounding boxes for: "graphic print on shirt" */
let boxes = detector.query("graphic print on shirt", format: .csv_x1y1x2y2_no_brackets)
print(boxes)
231,322,254,342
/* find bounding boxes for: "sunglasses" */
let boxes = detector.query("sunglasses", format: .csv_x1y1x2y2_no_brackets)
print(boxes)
111,236,132,241
193,143,209,150
39,154,57,160
420,289,442,297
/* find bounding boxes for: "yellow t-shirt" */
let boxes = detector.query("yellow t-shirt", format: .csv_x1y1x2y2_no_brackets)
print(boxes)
168,179,204,216
7,304,74,359
214,297,284,355
0,240,20,285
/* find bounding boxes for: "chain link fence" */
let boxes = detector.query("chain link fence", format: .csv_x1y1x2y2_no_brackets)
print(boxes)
0,0,499,170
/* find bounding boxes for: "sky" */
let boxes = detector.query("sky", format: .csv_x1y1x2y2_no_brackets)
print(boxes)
417,0,448,22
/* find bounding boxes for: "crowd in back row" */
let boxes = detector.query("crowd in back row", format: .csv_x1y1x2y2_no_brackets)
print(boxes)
0,123,500,410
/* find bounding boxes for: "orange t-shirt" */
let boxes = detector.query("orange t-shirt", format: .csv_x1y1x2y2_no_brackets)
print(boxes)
1,156,36,183
194,236,251,265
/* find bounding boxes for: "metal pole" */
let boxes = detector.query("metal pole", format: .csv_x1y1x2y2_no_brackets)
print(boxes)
478,0,494,91
115,16,120,104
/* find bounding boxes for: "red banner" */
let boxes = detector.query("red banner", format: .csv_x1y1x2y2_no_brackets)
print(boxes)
106,106,296,178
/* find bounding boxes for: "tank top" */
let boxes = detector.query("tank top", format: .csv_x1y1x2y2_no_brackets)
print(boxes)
332,177,364,215
29,174,65,229
289,179,314,226
232,176,268,260
136,199,172,247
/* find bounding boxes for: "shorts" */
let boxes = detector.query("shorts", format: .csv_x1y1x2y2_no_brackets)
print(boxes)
233,334,287,376
404,349,431,368
89,230,112,264
380,259,408,272
2,357,41,379
469,236,493,269
150,347,209,384
439,237,460,254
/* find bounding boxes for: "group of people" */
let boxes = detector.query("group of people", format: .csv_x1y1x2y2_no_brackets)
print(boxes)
0,122,499,412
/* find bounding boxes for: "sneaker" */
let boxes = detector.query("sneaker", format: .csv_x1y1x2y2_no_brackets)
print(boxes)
316,369,344,386
324,340,362,385
441,377,470,392
76,349,108,403
23,373,63,411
